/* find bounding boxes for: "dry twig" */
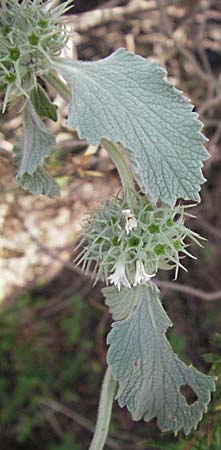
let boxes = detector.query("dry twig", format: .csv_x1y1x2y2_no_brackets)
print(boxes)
156,280,221,302
68,0,157,32
20,220,221,303
38,397,121,450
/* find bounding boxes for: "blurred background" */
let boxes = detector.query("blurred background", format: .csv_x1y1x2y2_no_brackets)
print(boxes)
0,0,221,449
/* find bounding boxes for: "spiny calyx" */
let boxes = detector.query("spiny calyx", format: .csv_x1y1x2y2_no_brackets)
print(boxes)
75,192,203,289
0,0,71,111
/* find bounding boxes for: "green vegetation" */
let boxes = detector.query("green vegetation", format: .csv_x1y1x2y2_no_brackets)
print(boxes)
0,291,96,447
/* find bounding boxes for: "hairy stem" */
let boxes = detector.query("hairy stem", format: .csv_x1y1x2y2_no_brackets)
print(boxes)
101,138,134,195
89,367,116,450
43,71,71,103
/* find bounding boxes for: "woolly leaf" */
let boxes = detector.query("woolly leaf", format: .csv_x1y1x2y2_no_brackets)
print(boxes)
102,285,140,321
17,102,55,177
17,168,60,197
55,48,208,206
107,284,215,435
13,139,59,198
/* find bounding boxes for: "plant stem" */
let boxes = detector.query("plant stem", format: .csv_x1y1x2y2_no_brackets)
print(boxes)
89,367,116,450
44,69,134,450
101,138,134,196
43,71,71,103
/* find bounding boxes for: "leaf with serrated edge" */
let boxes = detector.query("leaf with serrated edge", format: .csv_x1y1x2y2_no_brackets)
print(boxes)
55,49,208,206
17,102,55,177
107,284,215,435
17,167,60,198
102,285,140,321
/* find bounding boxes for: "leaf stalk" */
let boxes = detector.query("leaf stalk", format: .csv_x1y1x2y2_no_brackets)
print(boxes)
43,71,71,103
88,367,116,450
101,138,134,197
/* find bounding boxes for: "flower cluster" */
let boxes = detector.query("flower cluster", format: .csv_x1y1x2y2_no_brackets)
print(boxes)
0,0,71,111
75,192,203,290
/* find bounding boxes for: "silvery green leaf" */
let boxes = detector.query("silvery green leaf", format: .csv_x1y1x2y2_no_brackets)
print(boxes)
13,142,59,198
102,285,140,321
17,102,55,177
55,49,208,206
107,284,215,435
17,167,60,198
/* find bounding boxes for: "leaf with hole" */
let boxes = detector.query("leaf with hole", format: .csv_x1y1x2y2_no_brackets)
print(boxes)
107,283,215,435
55,48,208,206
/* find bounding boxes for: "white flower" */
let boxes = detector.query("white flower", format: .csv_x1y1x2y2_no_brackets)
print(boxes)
133,260,155,286
108,260,131,291
122,209,137,235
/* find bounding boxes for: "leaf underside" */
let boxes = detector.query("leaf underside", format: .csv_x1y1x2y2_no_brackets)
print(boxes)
57,48,208,206
106,284,215,435
17,167,60,198
13,102,59,197
13,143,60,198
17,102,55,177
103,285,141,321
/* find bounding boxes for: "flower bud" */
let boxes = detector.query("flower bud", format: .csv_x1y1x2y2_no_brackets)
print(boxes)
0,0,70,111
